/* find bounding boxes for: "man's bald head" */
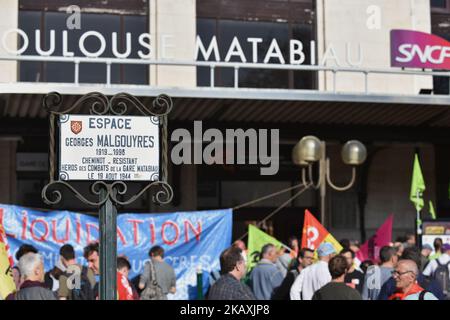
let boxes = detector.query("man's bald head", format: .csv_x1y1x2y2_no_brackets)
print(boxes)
397,259,419,276
393,259,419,292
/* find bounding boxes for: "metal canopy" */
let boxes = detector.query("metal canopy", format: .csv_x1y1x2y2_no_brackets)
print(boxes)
1,86,450,128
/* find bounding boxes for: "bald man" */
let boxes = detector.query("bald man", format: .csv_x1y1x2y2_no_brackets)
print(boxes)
389,260,438,300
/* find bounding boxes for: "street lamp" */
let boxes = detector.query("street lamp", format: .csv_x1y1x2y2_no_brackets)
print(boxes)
292,136,367,226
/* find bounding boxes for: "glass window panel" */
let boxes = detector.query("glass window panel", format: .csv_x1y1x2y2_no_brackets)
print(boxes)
43,12,75,82
122,15,148,85
431,0,447,8
68,13,120,84
217,19,290,89
18,11,42,81
196,18,218,87
196,18,316,89
432,33,450,94
292,23,315,89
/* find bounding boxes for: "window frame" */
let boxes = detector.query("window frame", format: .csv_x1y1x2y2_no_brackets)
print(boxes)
431,0,450,13
17,10,150,85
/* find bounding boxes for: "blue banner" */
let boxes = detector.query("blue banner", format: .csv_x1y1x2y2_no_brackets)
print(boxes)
0,204,232,300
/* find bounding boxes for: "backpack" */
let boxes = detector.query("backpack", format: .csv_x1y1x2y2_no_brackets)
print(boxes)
431,260,450,298
140,260,166,300
418,290,429,300
69,266,96,300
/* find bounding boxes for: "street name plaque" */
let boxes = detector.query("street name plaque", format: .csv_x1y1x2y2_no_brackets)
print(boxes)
59,114,160,181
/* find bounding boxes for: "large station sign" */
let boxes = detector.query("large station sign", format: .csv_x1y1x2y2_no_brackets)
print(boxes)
391,29,450,70
59,115,159,181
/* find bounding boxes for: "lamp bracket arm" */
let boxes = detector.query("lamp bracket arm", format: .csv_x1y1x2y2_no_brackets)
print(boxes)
326,159,356,191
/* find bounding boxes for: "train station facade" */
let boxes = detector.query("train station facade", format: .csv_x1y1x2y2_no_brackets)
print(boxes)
0,0,449,243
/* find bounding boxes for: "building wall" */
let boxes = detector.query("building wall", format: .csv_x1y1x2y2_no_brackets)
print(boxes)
316,0,432,94
0,0,21,203
0,0,18,83
364,144,436,240
149,0,196,87
329,143,436,242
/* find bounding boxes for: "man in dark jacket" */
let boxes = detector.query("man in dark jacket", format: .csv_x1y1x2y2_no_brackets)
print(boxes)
7,252,56,300
208,246,255,300
377,246,444,300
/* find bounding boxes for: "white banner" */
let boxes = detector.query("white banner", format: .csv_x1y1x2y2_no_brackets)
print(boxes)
59,115,159,181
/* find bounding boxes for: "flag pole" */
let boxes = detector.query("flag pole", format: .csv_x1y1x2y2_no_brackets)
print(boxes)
416,190,422,247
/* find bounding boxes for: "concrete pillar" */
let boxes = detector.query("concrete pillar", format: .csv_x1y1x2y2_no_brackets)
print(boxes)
0,0,18,83
148,0,196,87
316,0,432,94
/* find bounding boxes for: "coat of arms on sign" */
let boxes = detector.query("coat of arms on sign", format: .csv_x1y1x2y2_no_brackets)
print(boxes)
71,121,82,134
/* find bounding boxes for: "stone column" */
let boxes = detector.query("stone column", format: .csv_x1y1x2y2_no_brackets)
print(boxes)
0,0,18,83
148,0,196,87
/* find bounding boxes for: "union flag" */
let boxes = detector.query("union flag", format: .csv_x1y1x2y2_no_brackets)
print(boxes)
301,209,342,254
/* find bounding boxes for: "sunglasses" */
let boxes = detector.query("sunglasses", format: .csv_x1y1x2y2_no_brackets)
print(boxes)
391,270,414,277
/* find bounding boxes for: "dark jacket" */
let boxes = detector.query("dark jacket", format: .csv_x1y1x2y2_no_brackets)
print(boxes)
272,268,299,300
207,273,255,300
377,273,445,300
7,280,57,300
44,266,64,291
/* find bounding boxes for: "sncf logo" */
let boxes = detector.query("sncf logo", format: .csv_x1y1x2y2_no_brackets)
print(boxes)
391,29,450,70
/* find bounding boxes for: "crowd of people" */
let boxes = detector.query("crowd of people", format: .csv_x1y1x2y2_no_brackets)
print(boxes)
5,234,450,301
207,235,450,300
6,242,176,300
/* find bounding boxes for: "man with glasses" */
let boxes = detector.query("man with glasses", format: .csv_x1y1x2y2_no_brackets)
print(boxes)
388,259,438,300
378,246,444,300
273,248,314,300
207,246,255,300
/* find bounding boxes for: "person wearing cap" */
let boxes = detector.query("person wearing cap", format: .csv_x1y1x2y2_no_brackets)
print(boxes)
420,244,433,272
289,242,336,300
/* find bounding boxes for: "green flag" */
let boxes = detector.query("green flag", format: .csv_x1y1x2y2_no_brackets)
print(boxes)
247,224,284,271
410,154,426,211
429,200,437,220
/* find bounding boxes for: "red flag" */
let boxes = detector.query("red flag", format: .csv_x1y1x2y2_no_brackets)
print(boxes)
301,209,342,253
301,209,328,249
356,214,393,263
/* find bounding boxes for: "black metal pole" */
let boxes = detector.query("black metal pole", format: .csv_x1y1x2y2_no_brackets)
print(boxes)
99,186,117,300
